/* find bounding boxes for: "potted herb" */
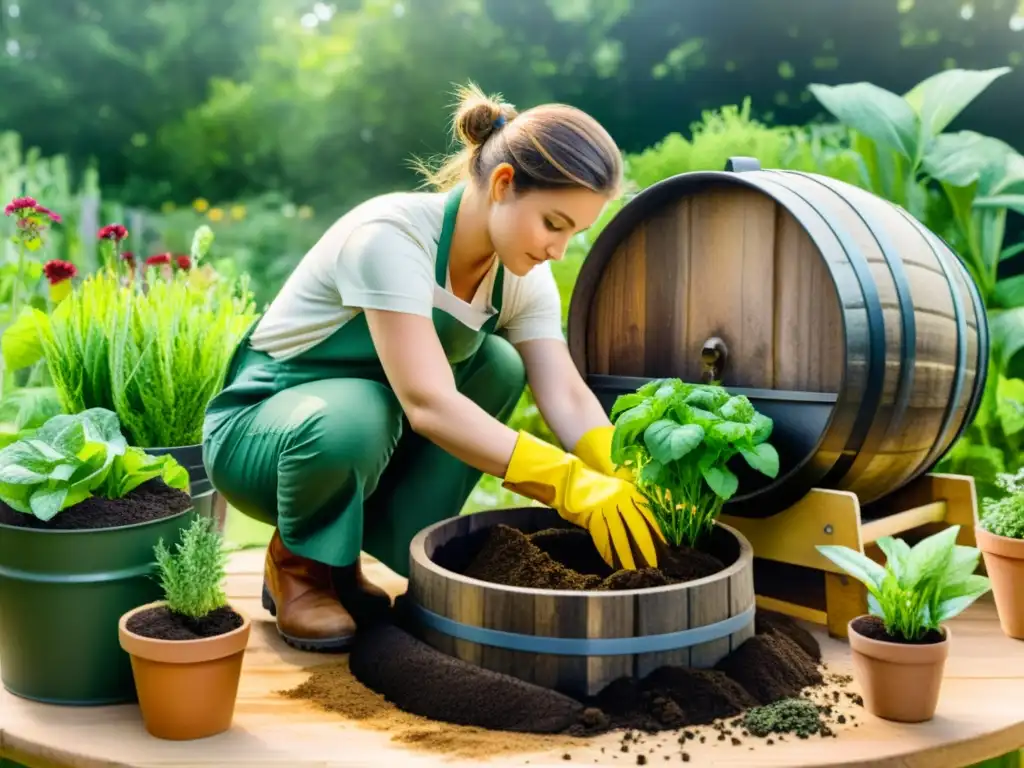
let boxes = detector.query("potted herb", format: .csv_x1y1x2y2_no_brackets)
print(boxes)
817,526,992,722
119,515,250,741
0,408,195,705
0,224,260,528
611,378,780,549
974,468,1024,639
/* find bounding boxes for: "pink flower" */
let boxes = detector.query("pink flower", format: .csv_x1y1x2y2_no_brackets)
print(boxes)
98,224,129,242
34,204,62,224
43,259,78,285
4,196,38,216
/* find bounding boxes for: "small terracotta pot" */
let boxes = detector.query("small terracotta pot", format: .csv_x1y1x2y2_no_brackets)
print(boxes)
975,526,1024,640
118,601,252,740
847,616,949,723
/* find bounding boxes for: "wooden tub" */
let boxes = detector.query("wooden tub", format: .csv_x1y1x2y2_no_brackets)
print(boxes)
407,506,756,699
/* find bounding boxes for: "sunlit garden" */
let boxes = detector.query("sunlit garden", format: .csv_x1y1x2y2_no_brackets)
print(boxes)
1,1,1023,766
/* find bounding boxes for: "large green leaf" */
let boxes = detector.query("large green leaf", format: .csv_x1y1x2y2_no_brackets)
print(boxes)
902,526,959,589
903,67,1011,141
997,378,1024,436
740,443,779,477
923,132,1023,195
0,307,49,372
990,307,1024,379
992,274,1024,309
643,420,703,464
816,545,887,594
976,194,1024,215
809,81,919,160
701,464,739,500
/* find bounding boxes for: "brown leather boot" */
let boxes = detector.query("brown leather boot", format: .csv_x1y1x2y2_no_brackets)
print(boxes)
261,530,357,652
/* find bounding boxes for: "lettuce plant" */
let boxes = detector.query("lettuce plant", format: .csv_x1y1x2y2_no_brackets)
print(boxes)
0,408,188,522
979,468,1024,540
610,378,780,548
154,515,228,620
817,526,991,642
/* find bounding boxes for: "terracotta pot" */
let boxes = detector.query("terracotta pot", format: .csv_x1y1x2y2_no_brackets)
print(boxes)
975,526,1024,640
118,601,252,740
847,616,949,723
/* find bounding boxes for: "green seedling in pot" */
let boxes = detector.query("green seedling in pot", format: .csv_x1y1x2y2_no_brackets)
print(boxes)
979,468,1024,541
817,526,991,642
154,515,229,627
609,378,780,548
0,407,189,522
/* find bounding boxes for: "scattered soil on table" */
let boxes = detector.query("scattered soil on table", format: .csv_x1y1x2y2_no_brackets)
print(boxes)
284,600,832,742
0,478,192,530
126,604,244,641
280,656,590,761
852,615,946,645
461,525,725,590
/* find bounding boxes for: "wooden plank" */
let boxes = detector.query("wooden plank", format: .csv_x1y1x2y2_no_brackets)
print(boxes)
4,551,1024,767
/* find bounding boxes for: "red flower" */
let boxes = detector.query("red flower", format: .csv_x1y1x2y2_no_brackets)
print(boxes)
34,204,62,224
145,253,171,266
4,196,38,216
175,254,192,271
121,251,135,267
43,259,78,285
98,224,129,241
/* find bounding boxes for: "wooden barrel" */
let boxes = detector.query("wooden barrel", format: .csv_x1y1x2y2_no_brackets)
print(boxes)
567,157,988,518
407,506,755,700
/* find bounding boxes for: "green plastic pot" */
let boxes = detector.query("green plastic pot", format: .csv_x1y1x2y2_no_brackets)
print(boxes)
0,490,209,706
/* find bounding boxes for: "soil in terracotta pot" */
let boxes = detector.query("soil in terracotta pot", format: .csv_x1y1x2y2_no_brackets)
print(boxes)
460,524,726,590
0,479,192,530
851,615,945,645
126,604,244,641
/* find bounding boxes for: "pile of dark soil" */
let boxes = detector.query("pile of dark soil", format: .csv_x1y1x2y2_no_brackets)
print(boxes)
339,598,824,737
126,604,244,641
0,479,192,530
852,615,945,644
461,524,726,590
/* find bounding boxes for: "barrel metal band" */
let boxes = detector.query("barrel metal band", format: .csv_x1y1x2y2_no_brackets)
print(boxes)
892,210,972,473
409,602,756,656
777,171,918,455
0,561,155,584
747,175,886,485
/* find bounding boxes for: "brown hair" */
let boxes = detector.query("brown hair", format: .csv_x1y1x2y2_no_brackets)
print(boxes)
415,82,623,196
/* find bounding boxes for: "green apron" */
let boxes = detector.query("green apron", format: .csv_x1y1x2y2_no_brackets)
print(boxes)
202,185,526,577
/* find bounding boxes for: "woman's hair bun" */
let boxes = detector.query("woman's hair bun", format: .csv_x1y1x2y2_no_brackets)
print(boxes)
452,82,517,148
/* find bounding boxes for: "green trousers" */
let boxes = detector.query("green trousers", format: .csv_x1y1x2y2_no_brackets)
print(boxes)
205,335,526,577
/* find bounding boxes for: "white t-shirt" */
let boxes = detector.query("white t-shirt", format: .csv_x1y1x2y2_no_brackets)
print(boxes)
249,190,566,360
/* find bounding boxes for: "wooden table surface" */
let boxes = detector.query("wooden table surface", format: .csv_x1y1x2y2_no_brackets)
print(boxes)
2,548,1024,768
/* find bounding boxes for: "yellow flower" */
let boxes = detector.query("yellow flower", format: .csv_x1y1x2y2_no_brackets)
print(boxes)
208,207,225,222
192,198,210,213
161,201,177,213
230,204,246,220
297,205,313,219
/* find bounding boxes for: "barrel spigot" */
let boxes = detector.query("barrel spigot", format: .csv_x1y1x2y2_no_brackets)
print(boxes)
701,337,728,383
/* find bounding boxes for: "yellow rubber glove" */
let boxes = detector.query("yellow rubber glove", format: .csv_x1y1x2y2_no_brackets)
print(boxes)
502,430,666,570
573,424,634,481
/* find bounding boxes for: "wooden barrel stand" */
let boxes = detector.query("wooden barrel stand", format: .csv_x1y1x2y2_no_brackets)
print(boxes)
407,506,756,699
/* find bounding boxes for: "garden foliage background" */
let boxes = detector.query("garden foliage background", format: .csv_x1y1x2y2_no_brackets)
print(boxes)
1,0,1023,516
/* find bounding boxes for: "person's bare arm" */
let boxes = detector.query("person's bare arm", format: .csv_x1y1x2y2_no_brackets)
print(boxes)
364,308,520,477
515,338,610,453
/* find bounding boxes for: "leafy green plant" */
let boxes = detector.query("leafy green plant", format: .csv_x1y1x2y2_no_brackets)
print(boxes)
0,249,260,447
979,468,1024,541
154,515,228,620
816,526,991,642
609,378,780,548
809,67,1024,376
0,408,188,522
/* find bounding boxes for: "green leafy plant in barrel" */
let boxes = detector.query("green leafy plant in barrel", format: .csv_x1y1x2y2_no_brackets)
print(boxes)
609,378,780,548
